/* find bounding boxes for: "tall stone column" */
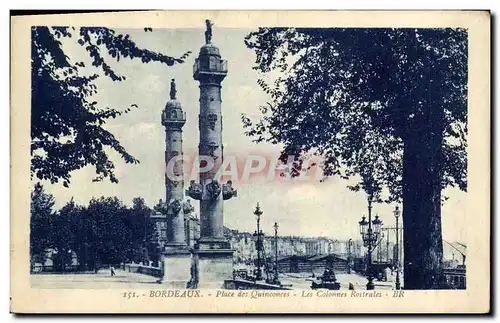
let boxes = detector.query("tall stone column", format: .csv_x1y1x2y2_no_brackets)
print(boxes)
197,54,226,243
159,79,191,287
187,20,237,288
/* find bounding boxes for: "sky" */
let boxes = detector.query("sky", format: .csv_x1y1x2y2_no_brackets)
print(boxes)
39,27,467,243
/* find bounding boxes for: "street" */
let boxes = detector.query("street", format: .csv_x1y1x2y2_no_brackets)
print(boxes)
280,273,395,290
32,269,396,290
31,269,158,289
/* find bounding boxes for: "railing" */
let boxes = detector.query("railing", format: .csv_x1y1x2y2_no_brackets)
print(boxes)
162,110,186,124
31,265,96,274
193,58,228,75
31,263,163,277
443,267,466,288
124,263,162,278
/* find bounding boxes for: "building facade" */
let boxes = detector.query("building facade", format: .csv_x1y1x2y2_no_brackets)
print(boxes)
226,229,358,264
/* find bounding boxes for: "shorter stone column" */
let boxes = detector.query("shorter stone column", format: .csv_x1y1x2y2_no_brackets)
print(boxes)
157,79,192,288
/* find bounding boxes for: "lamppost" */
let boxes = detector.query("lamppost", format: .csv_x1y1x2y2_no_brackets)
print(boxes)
253,203,263,281
372,215,383,263
386,228,390,264
273,222,280,285
394,205,401,290
347,238,353,274
359,203,383,290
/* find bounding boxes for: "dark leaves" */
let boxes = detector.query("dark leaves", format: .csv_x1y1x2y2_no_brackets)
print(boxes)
244,28,467,201
30,188,155,268
77,27,191,79
31,26,189,186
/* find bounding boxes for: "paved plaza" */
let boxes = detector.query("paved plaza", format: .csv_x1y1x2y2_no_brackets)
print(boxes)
31,269,159,289
280,273,396,290
31,269,397,290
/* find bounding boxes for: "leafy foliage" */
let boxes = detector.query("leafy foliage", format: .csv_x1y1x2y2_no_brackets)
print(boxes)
31,26,191,187
52,200,78,270
86,197,132,265
30,183,55,268
243,28,467,202
30,193,154,271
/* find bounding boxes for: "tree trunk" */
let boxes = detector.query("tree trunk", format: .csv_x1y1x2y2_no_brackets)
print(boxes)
402,132,444,289
402,94,445,289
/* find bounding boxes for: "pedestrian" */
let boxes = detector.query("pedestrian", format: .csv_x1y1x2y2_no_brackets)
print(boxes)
110,265,116,277
349,282,355,290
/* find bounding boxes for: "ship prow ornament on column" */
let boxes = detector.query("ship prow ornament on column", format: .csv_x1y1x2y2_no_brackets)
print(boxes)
186,19,237,289
158,78,192,288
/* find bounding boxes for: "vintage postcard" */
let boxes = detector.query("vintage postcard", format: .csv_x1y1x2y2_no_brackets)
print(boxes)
10,10,490,313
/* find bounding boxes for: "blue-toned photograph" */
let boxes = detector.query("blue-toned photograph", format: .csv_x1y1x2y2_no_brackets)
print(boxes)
30,22,467,291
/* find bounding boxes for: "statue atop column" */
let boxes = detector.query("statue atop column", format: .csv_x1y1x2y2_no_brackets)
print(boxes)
205,19,214,44
170,78,176,100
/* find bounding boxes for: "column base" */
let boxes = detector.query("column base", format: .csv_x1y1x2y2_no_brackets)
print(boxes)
158,249,193,288
192,248,234,289
196,237,232,251
164,243,191,254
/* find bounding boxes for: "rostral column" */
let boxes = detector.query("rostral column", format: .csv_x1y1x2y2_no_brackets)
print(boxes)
158,79,191,287
187,19,237,288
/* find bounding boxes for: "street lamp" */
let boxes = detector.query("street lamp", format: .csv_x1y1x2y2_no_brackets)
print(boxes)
273,222,280,285
347,238,353,274
373,215,384,263
359,206,383,290
372,215,383,235
359,216,368,235
394,205,401,290
253,203,263,281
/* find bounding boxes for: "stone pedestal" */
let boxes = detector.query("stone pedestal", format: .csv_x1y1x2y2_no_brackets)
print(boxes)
159,250,192,288
194,249,234,289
